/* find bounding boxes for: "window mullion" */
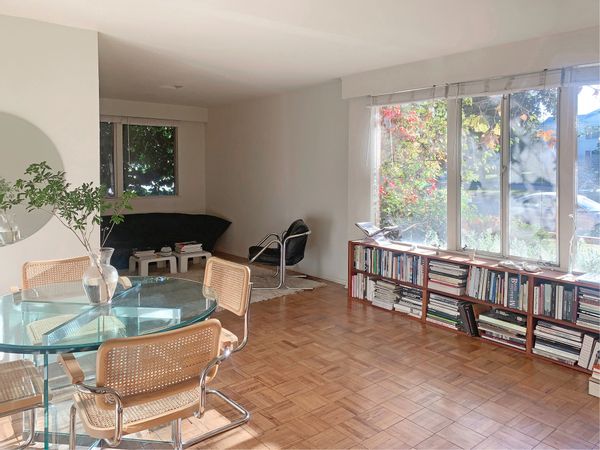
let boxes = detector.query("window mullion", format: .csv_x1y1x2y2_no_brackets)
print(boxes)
500,94,510,257
447,98,460,251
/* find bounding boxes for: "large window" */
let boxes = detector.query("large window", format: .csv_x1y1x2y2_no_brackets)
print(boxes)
100,121,177,197
508,89,559,262
377,100,447,247
460,95,502,253
373,67,599,273
574,84,600,272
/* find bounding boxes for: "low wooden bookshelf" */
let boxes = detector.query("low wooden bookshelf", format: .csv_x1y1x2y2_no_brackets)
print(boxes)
348,239,600,374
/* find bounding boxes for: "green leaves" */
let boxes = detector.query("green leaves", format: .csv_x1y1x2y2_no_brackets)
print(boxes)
12,161,135,251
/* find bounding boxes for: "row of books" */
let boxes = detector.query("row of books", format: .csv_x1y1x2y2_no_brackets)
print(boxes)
427,261,469,296
353,246,424,285
350,273,375,301
467,268,528,311
478,310,528,351
394,286,423,318
577,286,600,329
426,293,463,330
533,321,599,369
533,282,576,321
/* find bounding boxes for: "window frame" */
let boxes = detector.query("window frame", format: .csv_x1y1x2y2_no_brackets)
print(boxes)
373,86,581,271
100,117,179,198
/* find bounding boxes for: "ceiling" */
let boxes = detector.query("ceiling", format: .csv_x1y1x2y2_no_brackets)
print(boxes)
0,0,598,106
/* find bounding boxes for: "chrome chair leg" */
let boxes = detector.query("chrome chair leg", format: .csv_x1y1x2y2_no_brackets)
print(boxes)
69,404,77,450
15,408,36,450
182,388,250,448
172,418,183,450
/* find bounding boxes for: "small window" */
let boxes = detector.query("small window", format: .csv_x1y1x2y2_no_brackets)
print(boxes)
122,124,177,196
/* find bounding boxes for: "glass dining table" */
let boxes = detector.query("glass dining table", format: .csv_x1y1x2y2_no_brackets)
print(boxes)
0,276,218,449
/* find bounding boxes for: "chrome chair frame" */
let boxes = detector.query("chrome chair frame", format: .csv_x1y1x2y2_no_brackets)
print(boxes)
1,405,39,449
67,348,243,450
183,276,252,447
249,229,312,290
0,359,44,450
65,285,252,450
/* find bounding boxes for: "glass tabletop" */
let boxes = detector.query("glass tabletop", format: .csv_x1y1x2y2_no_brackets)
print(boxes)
0,276,217,354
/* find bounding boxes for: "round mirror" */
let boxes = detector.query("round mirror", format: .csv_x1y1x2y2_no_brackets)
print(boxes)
0,112,64,246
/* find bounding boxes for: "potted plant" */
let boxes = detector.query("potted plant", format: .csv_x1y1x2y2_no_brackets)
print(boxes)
16,162,134,303
0,177,22,245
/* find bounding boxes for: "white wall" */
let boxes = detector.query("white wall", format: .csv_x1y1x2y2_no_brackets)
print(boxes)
0,15,99,288
342,27,600,98
206,81,348,283
100,98,208,214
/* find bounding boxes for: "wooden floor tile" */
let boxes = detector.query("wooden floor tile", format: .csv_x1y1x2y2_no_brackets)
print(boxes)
456,410,504,437
435,422,486,449
386,419,433,447
407,407,453,433
542,429,598,450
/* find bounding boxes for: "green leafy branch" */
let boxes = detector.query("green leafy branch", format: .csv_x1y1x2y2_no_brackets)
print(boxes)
14,162,134,253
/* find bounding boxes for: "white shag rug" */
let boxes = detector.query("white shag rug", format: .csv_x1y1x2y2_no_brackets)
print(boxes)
161,263,325,303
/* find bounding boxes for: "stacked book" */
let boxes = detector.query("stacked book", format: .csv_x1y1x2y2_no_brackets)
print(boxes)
590,364,600,398
175,241,203,253
467,268,528,311
428,261,469,296
426,293,463,330
576,286,600,330
533,321,584,366
533,282,576,321
133,249,156,258
478,310,527,350
372,280,398,311
350,273,375,301
394,286,423,318
353,246,424,286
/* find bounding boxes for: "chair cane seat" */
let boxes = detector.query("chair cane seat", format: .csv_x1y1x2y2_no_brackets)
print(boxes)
74,383,214,440
0,360,44,416
220,328,239,351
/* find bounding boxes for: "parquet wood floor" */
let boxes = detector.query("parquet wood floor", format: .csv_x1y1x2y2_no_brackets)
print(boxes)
194,279,599,449
1,273,599,449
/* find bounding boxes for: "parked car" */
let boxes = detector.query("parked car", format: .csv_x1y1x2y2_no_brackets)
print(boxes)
511,192,600,236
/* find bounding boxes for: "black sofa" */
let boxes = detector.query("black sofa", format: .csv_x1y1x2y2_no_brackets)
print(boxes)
102,213,231,270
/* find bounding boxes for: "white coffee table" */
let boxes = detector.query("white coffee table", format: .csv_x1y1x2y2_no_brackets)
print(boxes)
174,250,212,273
129,254,177,276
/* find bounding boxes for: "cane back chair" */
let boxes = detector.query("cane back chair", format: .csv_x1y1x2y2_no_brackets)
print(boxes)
190,257,253,444
0,360,45,449
203,257,252,352
59,318,238,450
21,256,89,289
